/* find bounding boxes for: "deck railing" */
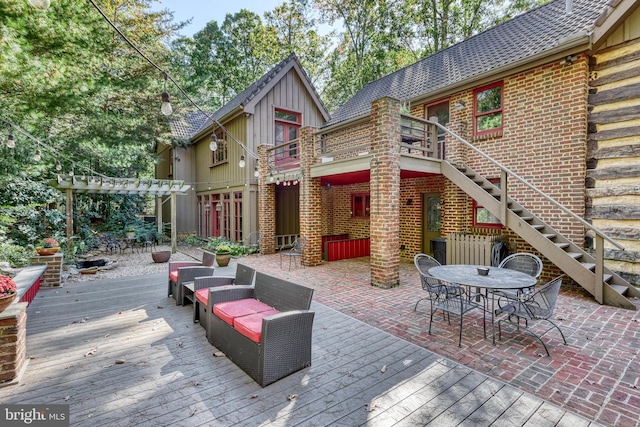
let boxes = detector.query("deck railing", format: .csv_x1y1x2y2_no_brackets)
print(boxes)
266,138,300,171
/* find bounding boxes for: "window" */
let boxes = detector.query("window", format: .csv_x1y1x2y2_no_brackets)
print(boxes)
275,109,301,165
211,131,228,166
474,82,503,136
473,179,502,228
352,193,371,218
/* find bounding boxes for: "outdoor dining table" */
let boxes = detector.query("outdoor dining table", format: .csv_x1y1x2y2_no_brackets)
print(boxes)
428,264,537,344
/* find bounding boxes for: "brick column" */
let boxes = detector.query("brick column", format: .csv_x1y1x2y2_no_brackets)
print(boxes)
0,302,28,385
30,253,63,287
258,145,276,254
299,126,322,267
369,97,401,288
442,120,471,236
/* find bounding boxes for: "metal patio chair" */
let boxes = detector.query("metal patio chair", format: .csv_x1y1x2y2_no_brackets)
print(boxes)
244,231,262,255
413,253,441,311
495,252,543,301
497,275,567,356
280,237,307,271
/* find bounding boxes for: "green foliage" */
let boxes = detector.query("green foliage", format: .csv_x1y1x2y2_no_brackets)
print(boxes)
206,237,245,256
0,242,32,268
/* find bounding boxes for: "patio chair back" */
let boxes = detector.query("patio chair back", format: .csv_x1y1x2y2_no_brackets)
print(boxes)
245,231,261,248
497,275,567,356
280,237,307,270
414,254,441,278
202,250,215,267
235,263,256,287
498,253,543,278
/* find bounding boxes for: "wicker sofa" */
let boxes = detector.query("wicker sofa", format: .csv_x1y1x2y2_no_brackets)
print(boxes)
167,250,215,305
206,271,315,387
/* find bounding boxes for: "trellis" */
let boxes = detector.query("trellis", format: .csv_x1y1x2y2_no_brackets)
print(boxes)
52,175,191,253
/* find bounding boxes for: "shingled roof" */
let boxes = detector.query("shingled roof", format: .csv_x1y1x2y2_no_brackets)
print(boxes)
169,53,327,140
324,0,612,128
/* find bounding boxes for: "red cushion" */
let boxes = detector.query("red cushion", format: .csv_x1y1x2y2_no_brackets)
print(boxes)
233,309,280,342
169,271,178,282
213,299,274,326
195,288,208,305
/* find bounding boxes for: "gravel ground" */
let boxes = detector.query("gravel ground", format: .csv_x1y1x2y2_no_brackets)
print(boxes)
62,244,205,284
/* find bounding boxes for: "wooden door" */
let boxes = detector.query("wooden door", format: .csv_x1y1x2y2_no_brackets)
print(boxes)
421,193,442,255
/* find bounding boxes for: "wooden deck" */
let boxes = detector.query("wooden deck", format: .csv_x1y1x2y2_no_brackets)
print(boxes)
0,272,600,426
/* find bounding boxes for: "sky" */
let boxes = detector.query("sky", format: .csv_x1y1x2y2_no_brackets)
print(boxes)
151,0,286,37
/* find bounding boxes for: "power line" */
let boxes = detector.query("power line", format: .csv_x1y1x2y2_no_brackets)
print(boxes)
87,0,258,159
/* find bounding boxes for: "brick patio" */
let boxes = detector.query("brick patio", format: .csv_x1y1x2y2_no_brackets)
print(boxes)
240,254,640,427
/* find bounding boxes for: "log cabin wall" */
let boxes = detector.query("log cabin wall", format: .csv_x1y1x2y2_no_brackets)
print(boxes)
587,7,640,286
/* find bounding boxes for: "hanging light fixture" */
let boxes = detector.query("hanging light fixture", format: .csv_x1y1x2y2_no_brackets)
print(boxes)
254,164,259,178
209,133,218,151
6,133,15,148
55,160,62,171
28,0,50,10
160,73,172,116
33,149,41,162
69,168,74,177
239,154,246,168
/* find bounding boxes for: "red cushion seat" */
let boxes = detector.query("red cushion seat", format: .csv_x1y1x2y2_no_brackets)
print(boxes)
234,309,281,342
195,288,208,305
169,271,178,282
213,298,274,326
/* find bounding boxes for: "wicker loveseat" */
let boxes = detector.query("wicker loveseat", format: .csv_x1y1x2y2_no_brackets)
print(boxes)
206,271,315,387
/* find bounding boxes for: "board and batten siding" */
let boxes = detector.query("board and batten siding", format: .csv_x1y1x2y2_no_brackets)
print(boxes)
250,69,326,149
587,6,640,286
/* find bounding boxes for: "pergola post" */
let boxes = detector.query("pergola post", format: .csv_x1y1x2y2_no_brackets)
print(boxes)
65,188,73,251
171,191,177,253
157,195,163,243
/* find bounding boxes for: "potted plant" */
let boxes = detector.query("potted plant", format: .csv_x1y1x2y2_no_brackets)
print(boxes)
214,244,232,267
0,274,17,312
35,237,60,256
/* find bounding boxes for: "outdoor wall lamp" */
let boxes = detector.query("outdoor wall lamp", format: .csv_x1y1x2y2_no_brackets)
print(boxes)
454,101,466,110
209,134,218,151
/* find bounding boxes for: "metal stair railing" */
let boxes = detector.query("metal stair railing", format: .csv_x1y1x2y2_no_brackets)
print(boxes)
415,117,630,306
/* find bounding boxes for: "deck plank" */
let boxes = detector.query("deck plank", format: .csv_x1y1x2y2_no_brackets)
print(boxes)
0,273,600,427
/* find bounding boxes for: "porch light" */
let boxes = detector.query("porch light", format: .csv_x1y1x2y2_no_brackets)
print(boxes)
239,154,245,168
160,73,172,116
254,164,259,178
6,134,15,148
160,91,172,116
28,0,50,9
215,201,223,211
209,134,218,151
56,160,62,171
33,149,41,162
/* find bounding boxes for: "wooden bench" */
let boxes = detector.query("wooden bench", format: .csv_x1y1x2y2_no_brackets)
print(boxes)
205,271,314,387
12,265,48,306
325,237,370,261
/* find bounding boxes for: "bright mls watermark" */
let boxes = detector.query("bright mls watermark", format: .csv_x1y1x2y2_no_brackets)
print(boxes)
1,404,69,426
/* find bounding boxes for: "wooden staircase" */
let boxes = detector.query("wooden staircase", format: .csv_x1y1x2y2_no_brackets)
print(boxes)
441,161,640,310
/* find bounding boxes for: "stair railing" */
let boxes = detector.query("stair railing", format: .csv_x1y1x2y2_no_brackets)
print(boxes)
420,116,623,301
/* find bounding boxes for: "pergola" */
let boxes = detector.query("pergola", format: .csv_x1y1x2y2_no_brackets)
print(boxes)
53,175,191,253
